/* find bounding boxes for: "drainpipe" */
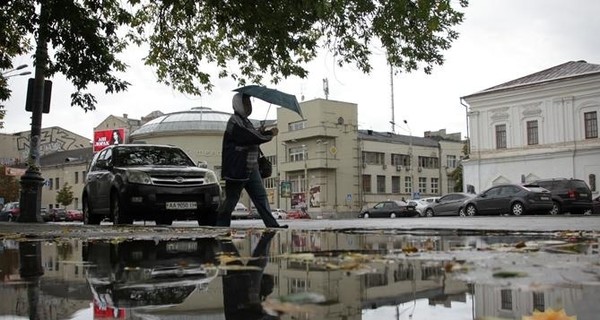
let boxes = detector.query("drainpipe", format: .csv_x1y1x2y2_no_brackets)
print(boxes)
460,98,470,155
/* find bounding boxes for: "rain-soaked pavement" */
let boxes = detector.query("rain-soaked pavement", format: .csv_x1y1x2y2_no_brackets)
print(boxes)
0,221,599,320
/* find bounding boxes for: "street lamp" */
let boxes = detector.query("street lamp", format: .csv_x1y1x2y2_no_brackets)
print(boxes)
2,64,31,79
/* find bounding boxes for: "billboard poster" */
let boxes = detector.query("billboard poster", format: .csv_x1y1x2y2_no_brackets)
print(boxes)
309,185,321,208
93,128,125,153
280,181,291,198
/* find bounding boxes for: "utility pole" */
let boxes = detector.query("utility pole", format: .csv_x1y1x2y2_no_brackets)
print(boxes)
404,120,414,199
18,2,50,223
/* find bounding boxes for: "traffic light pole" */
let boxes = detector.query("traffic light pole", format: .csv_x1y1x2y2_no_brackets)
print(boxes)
18,2,49,223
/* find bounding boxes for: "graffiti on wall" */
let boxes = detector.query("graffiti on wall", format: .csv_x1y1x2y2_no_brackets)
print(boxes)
16,127,86,158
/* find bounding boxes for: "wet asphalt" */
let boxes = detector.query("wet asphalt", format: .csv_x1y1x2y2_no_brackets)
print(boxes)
1,215,599,240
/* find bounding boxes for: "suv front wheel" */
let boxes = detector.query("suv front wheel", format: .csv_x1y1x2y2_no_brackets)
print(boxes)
549,201,561,215
111,191,133,225
83,196,102,225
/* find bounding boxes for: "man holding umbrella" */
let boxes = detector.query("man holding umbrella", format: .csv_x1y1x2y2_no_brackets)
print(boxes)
216,92,287,228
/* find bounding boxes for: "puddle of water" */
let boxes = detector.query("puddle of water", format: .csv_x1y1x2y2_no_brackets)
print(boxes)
0,229,598,320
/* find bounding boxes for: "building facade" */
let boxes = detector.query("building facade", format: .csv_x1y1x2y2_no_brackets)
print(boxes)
3,100,464,215
462,60,600,196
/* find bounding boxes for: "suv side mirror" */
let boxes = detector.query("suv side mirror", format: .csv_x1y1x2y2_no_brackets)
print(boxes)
197,160,208,169
96,159,110,169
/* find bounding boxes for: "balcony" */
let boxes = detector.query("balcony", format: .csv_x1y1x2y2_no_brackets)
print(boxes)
279,157,339,172
280,126,340,143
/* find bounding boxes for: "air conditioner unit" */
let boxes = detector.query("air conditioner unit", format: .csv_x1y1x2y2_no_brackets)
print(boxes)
362,163,367,168
396,165,403,171
405,166,411,171
382,164,387,169
418,166,423,172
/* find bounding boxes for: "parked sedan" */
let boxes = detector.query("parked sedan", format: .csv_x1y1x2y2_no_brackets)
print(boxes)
66,209,83,222
411,197,440,217
358,200,417,218
592,195,600,215
271,208,288,219
463,184,553,216
423,193,475,217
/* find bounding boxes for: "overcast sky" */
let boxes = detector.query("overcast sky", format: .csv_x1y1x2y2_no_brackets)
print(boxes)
3,0,600,140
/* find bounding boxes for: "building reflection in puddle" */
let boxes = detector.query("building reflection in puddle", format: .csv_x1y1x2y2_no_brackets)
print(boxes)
0,229,598,319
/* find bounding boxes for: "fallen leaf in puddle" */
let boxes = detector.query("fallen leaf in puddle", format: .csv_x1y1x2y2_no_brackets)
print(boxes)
493,271,528,278
279,253,315,261
444,261,468,273
402,245,418,254
262,292,326,317
522,308,576,320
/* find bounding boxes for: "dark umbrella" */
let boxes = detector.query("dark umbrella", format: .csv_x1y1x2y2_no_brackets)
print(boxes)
234,85,304,119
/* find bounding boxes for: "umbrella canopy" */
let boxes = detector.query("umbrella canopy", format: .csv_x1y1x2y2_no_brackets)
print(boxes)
233,85,303,119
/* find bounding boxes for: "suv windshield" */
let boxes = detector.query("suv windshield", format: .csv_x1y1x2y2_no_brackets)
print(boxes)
113,146,194,167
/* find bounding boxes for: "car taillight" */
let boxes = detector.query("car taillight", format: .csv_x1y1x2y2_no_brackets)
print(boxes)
567,190,576,198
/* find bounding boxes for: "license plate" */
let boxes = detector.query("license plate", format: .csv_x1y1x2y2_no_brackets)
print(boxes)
166,202,197,210
166,241,198,253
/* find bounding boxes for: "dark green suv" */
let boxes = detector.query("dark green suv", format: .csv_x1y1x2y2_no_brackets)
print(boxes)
531,178,592,215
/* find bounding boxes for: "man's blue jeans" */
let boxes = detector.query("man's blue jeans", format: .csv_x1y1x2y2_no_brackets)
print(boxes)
216,168,280,227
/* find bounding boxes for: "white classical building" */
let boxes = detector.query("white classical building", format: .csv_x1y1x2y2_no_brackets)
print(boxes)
462,60,600,195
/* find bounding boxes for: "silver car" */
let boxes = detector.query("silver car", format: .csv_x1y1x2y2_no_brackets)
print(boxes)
422,193,475,217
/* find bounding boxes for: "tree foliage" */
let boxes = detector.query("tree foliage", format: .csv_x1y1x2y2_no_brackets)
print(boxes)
56,182,74,207
0,166,20,202
1,0,468,110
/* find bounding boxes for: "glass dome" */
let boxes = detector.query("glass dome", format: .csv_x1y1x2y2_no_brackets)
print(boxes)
131,107,232,136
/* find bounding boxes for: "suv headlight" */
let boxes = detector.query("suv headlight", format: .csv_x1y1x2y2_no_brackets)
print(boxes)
126,170,153,185
204,170,219,184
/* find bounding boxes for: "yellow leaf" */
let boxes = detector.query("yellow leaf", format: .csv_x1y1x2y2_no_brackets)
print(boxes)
522,308,576,320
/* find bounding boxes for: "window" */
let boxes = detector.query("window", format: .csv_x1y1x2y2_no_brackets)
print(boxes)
501,289,512,310
526,120,539,145
74,171,79,184
418,156,439,169
362,175,371,193
496,124,507,149
431,178,439,194
446,155,457,168
288,120,307,131
264,177,277,189
266,155,276,166
81,171,86,184
289,147,306,162
289,278,309,294
391,153,411,166
447,178,456,193
48,178,53,190
532,292,545,312
584,111,598,139
419,177,427,193
376,175,385,193
404,177,412,193
394,264,414,281
362,152,384,165
55,177,60,189
391,176,401,193
590,174,596,192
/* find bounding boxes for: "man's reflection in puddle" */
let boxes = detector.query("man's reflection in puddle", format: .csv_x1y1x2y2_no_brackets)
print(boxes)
219,230,279,320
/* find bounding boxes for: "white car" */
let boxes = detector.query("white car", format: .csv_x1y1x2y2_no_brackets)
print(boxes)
231,203,250,219
271,208,288,219
411,197,441,216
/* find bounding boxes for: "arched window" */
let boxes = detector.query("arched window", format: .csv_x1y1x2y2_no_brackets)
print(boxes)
589,174,596,192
